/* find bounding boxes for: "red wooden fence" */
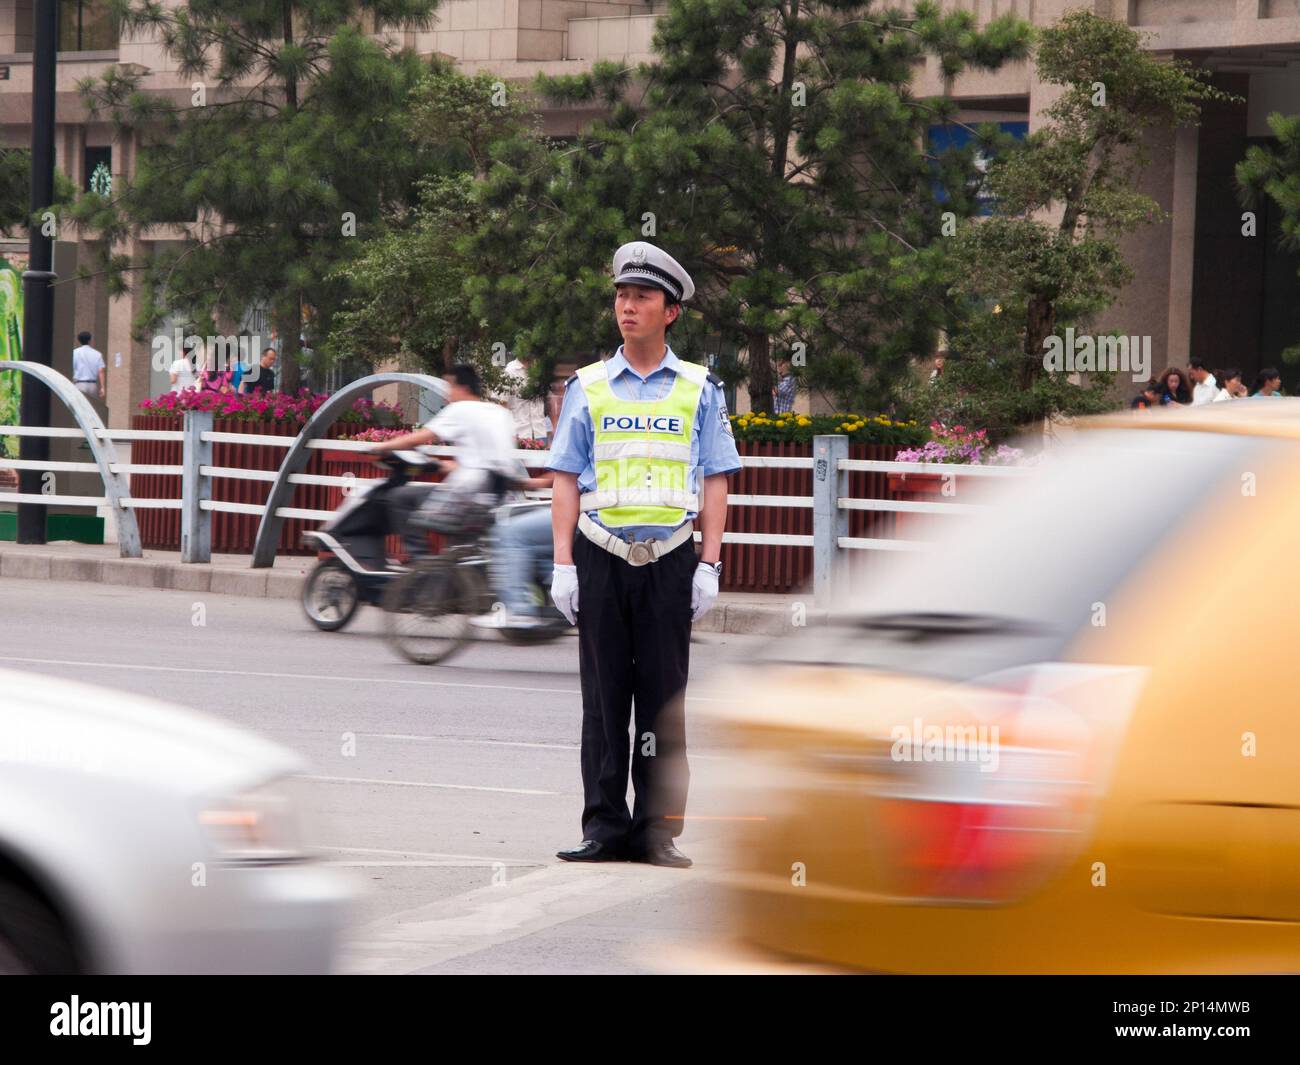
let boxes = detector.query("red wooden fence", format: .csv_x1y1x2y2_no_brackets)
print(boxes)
723,442,903,593
130,416,354,555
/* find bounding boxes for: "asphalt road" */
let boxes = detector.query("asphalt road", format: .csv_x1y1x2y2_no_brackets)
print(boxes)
0,575,767,974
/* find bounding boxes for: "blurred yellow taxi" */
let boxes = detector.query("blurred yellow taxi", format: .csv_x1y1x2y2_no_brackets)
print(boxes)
701,401,1300,974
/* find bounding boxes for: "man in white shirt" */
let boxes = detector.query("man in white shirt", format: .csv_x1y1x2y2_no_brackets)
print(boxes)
499,353,551,443
370,364,519,556
71,331,106,402
1189,360,1218,406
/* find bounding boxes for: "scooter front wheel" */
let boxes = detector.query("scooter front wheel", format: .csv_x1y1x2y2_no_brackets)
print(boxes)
382,559,478,665
302,559,361,631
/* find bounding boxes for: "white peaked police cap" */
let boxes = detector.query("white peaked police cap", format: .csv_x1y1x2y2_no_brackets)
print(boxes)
612,241,695,303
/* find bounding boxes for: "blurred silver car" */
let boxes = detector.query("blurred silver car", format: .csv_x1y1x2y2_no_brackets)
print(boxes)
0,669,349,973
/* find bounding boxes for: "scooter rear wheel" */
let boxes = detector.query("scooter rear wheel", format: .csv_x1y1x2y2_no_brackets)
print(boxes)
382,559,479,665
302,559,361,631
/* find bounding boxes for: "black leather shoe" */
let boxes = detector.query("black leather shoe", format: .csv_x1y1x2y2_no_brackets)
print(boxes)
556,840,624,862
637,842,693,868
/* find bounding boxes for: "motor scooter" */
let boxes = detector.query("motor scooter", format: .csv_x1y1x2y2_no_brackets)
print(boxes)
300,450,441,631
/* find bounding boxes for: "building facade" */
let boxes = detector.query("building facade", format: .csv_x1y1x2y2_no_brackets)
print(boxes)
0,0,1296,427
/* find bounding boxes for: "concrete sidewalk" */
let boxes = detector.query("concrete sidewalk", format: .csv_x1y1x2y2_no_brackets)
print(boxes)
0,541,813,636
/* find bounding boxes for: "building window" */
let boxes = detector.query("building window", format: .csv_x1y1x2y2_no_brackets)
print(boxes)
84,146,112,195
59,0,117,52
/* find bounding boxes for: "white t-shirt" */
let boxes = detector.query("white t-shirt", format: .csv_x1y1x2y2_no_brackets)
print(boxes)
72,344,105,383
501,359,551,441
423,400,519,490
169,355,197,392
1192,374,1218,406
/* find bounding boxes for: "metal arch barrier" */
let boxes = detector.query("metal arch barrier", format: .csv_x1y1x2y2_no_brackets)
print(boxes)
250,372,450,568
0,359,142,558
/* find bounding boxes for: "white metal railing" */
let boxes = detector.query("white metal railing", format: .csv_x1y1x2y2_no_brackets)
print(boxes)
2,379,1030,596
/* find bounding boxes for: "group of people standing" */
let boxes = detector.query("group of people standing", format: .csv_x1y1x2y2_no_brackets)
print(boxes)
167,345,278,396
1133,361,1285,409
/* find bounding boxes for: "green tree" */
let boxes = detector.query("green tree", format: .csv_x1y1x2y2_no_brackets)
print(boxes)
1237,111,1300,365
0,148,77,236
0,148,35,235
327,62,551,381
947,10,1231,404
463,0,1031,412
66,0,439,392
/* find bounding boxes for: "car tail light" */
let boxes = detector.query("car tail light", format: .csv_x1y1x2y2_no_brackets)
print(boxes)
867,663,1146,904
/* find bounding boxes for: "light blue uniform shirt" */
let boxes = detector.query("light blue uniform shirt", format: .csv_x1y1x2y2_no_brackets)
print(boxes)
547,344,742,542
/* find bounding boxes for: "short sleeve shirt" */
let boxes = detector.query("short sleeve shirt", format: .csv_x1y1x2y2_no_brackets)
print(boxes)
547,344,741,541
423,400,519,489
72,345,105,382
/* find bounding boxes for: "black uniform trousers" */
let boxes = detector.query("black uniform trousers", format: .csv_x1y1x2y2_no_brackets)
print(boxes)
574,530,695,854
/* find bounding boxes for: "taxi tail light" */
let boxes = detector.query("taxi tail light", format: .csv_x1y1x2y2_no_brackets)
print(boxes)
871,662,1147,903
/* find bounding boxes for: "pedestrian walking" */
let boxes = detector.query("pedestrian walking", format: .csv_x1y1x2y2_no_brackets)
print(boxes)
168,348,197,393
773,356,796,413
1252,368,1283,398
71,331,105,403
499,352,552,444
546,241,741,868
1156,367,1191,405
239,347,278,394
1189,359,1218,406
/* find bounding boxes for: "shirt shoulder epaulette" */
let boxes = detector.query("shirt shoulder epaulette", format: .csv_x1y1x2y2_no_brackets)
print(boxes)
564,373,579,388
707,371,724,388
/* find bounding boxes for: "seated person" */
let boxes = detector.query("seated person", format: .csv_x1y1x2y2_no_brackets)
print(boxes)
369,364,518,557
474,472,561,631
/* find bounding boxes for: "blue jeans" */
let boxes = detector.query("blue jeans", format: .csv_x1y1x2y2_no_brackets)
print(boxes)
491,504,554,615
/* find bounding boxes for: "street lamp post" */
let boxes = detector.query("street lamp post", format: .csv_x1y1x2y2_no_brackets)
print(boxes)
17,0,59,543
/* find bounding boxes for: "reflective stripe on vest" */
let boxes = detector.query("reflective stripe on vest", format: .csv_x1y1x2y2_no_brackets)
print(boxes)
578,358,706,528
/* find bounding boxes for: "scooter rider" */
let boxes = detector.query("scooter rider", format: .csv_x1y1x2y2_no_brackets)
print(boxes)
369,364,518,556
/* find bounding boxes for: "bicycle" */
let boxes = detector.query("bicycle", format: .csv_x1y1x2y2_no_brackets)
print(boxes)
381,507,569,666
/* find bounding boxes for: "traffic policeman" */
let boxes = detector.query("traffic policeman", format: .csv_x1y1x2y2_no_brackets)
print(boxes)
547,241,741,868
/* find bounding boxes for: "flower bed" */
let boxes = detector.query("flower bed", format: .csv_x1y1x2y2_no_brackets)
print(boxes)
895,424,1024,466
139,387,403,426
730,412,928,446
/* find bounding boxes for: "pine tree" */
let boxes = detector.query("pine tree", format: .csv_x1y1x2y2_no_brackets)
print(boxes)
327,61,551,380
465,0,1032,411
1237,111,1300,366
949,11,1231,397
67,0,439,391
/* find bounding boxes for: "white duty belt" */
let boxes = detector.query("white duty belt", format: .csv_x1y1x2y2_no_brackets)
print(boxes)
577,512,693,566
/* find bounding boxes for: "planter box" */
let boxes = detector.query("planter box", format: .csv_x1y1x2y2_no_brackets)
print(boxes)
129,415,360,555
0,512,104,544
887,471,946,495
725,442,905,593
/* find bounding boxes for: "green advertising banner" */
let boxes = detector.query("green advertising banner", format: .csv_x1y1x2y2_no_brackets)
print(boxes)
0,258,23,459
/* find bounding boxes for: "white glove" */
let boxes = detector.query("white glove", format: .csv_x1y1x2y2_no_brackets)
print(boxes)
691,562,720,621
551,564,579,625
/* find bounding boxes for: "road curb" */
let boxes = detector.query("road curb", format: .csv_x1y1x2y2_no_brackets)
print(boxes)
0,545,809,636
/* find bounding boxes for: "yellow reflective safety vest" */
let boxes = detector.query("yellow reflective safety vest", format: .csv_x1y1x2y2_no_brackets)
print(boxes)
577,358,707,528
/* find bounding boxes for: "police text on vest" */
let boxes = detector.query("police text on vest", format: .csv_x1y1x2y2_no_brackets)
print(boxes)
600,415,682,434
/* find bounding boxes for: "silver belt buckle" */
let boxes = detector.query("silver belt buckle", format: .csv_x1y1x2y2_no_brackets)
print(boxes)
627,541,654,566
